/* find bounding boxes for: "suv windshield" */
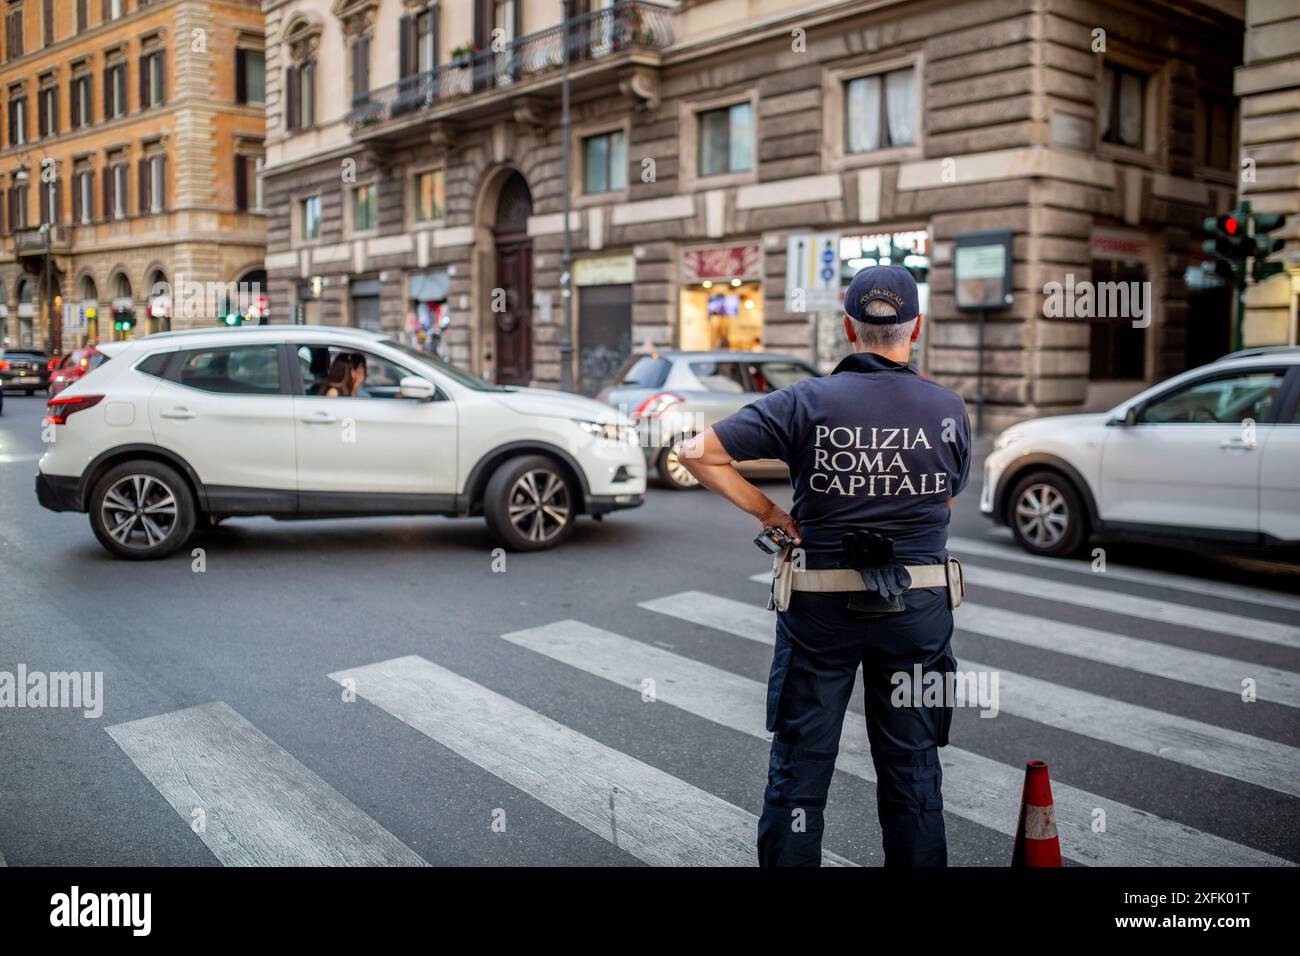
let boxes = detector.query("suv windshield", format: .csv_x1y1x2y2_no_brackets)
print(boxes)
379,340,508,392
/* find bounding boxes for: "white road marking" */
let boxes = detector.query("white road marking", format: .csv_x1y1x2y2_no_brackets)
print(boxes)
642,591,1300,798
957,602,1300,708
505,620,1291,866
962,565,1300,649
106,701,427,867
948,536,1300,613
328,655,854,867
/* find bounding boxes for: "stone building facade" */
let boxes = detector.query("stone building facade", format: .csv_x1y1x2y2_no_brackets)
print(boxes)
1238,0,1300,347
0,0,267,353
261,0,1245,431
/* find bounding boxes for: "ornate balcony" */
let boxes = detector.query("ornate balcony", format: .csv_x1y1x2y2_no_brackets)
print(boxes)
12,224,70,256
346,2,672,131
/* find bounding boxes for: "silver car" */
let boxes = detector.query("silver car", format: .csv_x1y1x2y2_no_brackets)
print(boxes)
597,350,821,488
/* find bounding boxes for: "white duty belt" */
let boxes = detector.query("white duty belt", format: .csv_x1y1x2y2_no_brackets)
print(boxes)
768,555,965,613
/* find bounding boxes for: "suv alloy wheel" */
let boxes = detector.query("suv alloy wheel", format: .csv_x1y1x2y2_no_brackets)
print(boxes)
484,455,577,551
89,461,197,560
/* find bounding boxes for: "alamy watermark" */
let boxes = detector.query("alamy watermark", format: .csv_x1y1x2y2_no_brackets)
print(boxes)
1043,273,1152,329
0,665,103,718
891,664,999,718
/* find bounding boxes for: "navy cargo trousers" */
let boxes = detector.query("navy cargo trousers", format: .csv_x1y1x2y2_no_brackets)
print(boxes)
756,586,955,867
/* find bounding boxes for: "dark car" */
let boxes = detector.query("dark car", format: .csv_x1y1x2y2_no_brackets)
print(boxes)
0,347,52,395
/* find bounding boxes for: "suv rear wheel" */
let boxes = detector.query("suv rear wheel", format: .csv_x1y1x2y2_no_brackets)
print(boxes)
655,436,700,490
1007,470,1088,558
484,455,577,551
89,461,196,560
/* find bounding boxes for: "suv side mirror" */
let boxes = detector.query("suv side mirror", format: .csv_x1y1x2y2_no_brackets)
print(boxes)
1109,406,1140,427
399,376,436,401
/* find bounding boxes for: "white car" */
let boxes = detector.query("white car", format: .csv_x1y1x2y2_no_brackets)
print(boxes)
35,326,645,559
981,347,1300,557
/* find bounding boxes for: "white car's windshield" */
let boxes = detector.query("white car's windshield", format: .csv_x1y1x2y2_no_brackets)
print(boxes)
380,340,508,392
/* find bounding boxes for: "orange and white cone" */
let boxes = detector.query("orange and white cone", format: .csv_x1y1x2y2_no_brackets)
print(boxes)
1011,759,1062,867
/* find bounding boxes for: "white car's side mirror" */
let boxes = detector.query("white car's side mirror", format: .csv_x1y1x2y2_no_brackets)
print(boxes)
399,376,436,401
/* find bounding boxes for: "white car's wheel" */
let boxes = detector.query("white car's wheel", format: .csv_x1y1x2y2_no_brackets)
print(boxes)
484,455,576,551
1007,470,1087,558
89,461,196,560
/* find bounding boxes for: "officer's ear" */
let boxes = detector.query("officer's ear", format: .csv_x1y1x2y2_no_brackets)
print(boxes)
911,314,924,343
842,314,858,344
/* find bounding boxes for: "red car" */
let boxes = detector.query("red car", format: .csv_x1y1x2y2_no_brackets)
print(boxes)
48,346,108,396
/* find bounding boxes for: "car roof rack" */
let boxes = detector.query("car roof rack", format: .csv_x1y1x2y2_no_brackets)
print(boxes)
1218,345,1300,360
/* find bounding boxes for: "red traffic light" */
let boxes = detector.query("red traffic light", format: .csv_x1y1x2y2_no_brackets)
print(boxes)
1224,216,1239,236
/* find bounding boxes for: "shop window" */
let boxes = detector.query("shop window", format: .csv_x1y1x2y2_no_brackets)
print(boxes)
698,103,753,178
679,279,763,351
845,66,916,153
1100,63,1147,150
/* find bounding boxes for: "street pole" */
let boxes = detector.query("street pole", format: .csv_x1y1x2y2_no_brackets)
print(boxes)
558,0,574,393
976,307,986,436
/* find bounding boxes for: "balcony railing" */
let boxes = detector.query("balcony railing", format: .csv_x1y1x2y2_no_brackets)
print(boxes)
13,224,69,254
347,1,672,129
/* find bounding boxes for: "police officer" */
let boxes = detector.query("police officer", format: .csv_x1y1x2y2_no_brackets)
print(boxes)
681,265,971,867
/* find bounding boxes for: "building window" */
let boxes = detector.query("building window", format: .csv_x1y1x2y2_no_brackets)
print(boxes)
42,0,55,46
146,153,165,213
76,0,88,33
414,169,444,221
141,48,165,109
1100,63,1147,149
351,35,371,107
583,130,626,194
38,84,58,138
236,49,266,105
40,173,60,225
70,72,92,129
104,60,128,120
108,0,125,21
1197,91,1234,171
8,92,26,146
235,153,264,212
285,60,316,131
110,162,128,219
698,102,753,178
415,6,437,72
9,182,29,231
74,168,94,224
352,183,376,231
301,194,321,240
5,7,23,61
845,67,917,153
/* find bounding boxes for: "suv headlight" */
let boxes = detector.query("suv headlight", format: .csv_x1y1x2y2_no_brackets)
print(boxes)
573,419,629,443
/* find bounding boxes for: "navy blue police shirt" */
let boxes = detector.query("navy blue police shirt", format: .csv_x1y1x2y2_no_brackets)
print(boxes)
712,351,971,569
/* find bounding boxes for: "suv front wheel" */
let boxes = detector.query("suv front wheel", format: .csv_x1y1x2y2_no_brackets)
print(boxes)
484,455,577,551
89,461,196,560
1007,469,1088,558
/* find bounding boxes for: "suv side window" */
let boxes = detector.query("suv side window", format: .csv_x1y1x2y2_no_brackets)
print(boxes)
296,345,429,400
1140,369,1285,424
175,346,283,395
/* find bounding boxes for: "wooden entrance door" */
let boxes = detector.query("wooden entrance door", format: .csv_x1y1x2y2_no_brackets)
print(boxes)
493,234,533,385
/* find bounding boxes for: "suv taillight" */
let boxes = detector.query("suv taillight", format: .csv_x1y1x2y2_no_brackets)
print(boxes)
45,394,104,425
0,360,9,371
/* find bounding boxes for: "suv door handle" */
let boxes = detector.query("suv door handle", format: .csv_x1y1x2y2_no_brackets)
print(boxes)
160,407,196,420
1219,438,1257,451
300,412,338,425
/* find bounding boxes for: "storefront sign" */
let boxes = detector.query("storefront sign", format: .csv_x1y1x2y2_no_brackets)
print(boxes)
1090,227,1149,262
785,232,841,312
680,243,761,283
575,255,635,287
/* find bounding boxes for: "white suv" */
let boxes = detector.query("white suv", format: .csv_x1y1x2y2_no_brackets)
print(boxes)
35,326,645,559
981,347,1300,557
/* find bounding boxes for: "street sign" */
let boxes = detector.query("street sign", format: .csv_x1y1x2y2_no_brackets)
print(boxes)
786,232,841,312
63,303,88,335
954,229,1014,311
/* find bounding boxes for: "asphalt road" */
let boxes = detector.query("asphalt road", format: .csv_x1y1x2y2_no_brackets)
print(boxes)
1,391,1297,867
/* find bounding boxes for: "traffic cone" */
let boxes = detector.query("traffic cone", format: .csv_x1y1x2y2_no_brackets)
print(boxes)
1011,760,1062,867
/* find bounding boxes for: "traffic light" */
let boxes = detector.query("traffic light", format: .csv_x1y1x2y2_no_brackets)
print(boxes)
222,311,241,326
1251,212,1288,284
1202,208,1254,282
112,311,136,333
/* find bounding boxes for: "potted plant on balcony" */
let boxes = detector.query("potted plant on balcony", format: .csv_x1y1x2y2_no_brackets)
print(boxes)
450,42,479,67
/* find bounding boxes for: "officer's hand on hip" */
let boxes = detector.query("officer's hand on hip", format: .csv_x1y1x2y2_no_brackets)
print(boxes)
758,502,801,546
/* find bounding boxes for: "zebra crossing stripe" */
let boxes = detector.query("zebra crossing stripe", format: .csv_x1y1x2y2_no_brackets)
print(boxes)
641,591,1300,798
328,655,855,867
504,620,1291,866
106,702,427,867
962,565,1300,649
948,536,1300,614
958,602,1300,708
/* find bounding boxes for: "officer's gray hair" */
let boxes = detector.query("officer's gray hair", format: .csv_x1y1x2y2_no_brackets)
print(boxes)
852,299,917,352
